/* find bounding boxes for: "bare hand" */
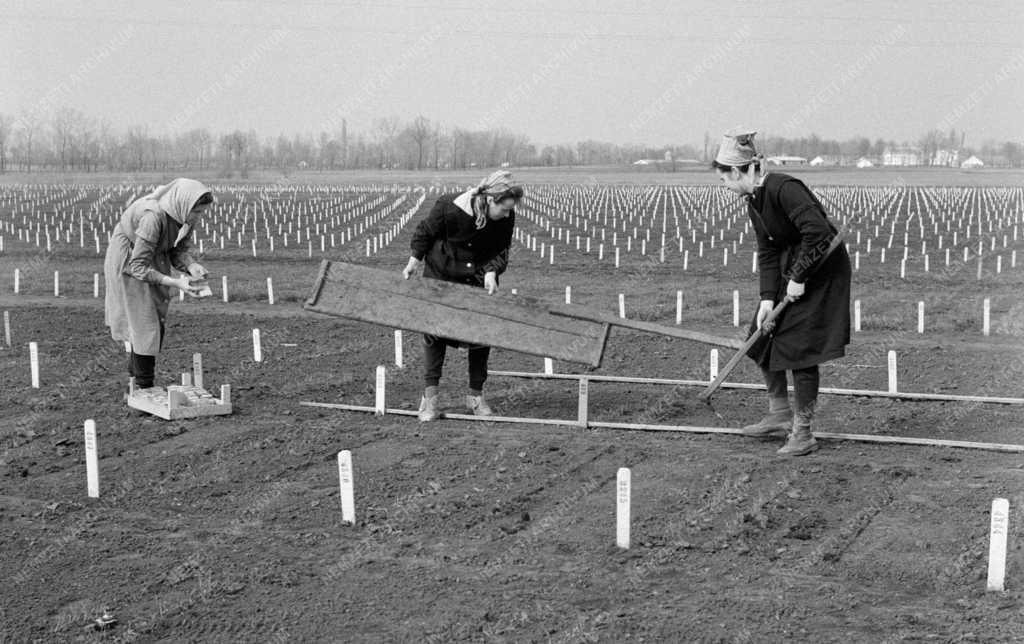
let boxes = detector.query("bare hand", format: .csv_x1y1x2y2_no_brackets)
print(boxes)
402,257,422,280
484,271,498,295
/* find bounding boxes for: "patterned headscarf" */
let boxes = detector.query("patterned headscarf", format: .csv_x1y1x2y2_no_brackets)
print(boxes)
715,128,761,167
470,170,522,229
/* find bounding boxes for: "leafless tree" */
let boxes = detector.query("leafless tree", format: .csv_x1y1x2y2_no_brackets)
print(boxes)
0,113,12,172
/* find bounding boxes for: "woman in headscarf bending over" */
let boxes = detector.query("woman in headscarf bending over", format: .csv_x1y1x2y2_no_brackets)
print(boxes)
402,170,524,421
104,178,214,391
712,129,850,457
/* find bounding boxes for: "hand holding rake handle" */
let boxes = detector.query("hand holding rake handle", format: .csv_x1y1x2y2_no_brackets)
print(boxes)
699,297,792,402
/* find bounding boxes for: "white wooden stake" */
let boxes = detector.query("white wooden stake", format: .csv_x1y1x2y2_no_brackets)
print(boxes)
577,378,589,428
3,310,10,346
618,293,625,319
252,328,263,362
193,353,204,389
675,290,683,325
544,358,554,375
13,268,19,294
565,285,572,304
374,365,386,415
917,301,924,334
222,275,229,303
394,330,404,368
854,299,861,332
53,271,59,297
616,467,631,550
614,247,620,268
987,498,1009,592
29,341,39,388
732,290,740,327
887,350,897,393
93,273,99,298
983,298,991,336
267,277,275,305
709,349,719,381
338,450,355,524
84,419,99,498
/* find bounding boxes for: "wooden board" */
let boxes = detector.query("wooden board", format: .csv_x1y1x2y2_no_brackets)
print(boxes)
545,302,745,349
304,261,610,367
126,385,232,420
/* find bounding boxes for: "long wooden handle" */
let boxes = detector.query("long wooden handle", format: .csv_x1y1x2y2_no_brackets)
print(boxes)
698,298,791,401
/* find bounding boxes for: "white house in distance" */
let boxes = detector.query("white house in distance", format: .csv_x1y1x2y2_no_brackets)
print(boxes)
810,156,825,166
856,157,874,168
883,146,923,166
961,155,984,169
767,155,807,166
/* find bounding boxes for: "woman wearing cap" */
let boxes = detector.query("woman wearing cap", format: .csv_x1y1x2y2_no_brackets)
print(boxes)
712,130,850,456
105,178,214,391
402,170,523,421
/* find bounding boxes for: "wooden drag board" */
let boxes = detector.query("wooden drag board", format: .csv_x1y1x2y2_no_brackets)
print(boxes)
126,385,232,420
304,260,610,367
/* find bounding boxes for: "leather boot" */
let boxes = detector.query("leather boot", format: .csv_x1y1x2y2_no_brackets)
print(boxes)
418,395,440,422
777,417,819,456
741,409,791,438
466,394,494,417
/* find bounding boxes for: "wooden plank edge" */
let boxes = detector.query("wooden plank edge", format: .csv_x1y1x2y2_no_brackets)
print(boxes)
298,403,1024,453
303,259,332,309
486,371,1024,404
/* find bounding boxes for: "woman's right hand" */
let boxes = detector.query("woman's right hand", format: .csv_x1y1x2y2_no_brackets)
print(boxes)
402,257,423,279
165,275,199,294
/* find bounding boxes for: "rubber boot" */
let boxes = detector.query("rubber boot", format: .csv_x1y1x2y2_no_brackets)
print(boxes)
466,394,494,417
418,395,440,422
777,416,819,457
741,409,791,438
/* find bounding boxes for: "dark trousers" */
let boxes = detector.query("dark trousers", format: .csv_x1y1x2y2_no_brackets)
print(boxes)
423,335,490,391
763,365,819,415
128,323,164,388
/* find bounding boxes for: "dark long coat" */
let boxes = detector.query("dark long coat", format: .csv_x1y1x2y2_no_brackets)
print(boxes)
746,173,851,371
410,193,515,287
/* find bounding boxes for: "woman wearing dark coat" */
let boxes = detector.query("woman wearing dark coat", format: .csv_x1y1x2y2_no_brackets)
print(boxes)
713,129,851,456
402,170,523,421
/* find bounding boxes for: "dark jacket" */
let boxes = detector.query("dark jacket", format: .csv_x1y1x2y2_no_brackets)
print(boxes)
410,193,515,287
746,173,851,371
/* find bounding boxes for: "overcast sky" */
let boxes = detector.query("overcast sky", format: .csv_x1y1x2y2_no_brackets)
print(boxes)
2,0,1022,147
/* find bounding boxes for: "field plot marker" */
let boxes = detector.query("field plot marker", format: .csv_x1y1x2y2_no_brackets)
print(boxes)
618,294,625,319
917,302,924,334
675,290,683,325
84,420,99,498
267,278,275,305
983,298,991,336
565,286,571,304
394,330,404,368
732,290,740,327
987,498,1009,592
616,467,630,549
3,311,10,346
93,273,99,298
252,329,263,362
53,271,59,297
709,349,719,381
337,450,355,524
29,341,39,388
222,276,229,303
887,350,897,393
374,365,386,415
577,377,589,428
544,358,554,375
14,268,19,294
854,300,861,332
193,353,204,389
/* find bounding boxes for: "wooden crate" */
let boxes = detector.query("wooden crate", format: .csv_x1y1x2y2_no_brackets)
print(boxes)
126,382,232,420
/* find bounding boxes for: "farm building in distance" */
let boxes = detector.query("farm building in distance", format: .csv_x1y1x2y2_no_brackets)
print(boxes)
767,155,807,165
961,155,984,169
883,146,924,166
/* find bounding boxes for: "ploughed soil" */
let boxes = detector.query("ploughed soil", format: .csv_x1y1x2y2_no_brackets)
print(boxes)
2,186,1024,643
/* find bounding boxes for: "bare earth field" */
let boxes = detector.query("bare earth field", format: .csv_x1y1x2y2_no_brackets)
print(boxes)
1,170,1023,643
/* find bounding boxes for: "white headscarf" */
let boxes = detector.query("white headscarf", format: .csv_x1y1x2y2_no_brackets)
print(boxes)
129,178,213,245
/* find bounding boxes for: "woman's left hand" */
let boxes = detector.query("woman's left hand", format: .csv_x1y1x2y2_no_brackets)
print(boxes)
187,262,208,279
785,279,805,300
484,271,498,295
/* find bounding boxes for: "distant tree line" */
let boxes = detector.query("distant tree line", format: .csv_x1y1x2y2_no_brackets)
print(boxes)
0,108,1020,174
